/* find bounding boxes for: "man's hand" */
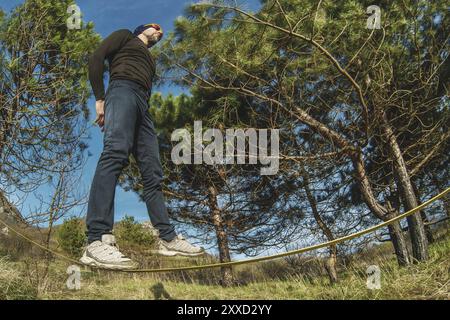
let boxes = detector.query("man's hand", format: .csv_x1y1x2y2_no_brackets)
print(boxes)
94,100,105,132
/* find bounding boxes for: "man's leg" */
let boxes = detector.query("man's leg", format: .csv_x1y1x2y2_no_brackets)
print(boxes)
86,83,139,243
132,107,177,242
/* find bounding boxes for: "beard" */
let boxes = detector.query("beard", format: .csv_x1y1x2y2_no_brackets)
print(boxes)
146,34,159,47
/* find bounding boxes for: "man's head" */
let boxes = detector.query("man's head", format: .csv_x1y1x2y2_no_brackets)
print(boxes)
133,23,163,48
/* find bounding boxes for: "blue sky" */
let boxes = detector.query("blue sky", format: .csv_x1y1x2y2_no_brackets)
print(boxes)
0,1,394,260
0,1,261,237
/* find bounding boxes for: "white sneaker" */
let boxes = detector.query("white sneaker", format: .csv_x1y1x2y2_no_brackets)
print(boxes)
154,234,205,257
79,234,137,270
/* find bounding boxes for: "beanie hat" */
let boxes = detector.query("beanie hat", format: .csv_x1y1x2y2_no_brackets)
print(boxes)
133,23,162,36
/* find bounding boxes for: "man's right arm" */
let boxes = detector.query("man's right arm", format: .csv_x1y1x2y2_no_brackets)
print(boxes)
88,29,133,101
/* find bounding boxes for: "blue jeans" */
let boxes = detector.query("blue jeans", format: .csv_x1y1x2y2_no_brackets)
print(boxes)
86,79,177,243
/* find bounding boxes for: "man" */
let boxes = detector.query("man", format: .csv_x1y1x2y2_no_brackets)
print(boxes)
80,24,204,270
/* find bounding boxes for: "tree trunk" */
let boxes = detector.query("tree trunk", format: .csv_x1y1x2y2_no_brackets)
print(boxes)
381,111,428,262
208,185,234,287
420,211,434,244
351,153,413,265
387,221,411,266
301,167,338,284
411,182,434,243
445,198,450,215
325,246,338,284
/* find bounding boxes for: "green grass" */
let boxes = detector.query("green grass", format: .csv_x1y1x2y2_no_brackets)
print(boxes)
1,234,449,300
42,236,450,299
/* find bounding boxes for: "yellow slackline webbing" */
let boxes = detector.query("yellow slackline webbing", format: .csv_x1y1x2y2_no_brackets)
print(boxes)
0,187,448,273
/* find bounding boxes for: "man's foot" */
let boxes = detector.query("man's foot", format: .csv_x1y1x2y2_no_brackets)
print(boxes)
153,234,205,257
79,234,138,270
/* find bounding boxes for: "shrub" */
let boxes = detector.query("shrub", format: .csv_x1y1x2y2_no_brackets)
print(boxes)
56,217,86,257
115,215,155,247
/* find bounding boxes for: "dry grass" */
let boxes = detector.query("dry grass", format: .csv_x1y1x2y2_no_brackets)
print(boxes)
0,257,37,299
1,233,448,300
34,235,450,300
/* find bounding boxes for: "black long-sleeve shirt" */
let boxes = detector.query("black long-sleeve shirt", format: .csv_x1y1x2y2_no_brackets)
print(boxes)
88,29,156,101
